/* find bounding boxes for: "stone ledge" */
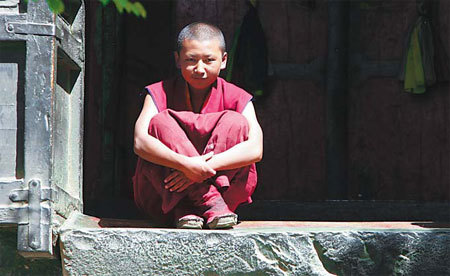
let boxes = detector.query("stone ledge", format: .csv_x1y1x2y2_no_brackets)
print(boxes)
59,213,450,276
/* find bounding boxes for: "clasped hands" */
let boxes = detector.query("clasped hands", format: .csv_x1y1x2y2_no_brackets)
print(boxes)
164,152,215,192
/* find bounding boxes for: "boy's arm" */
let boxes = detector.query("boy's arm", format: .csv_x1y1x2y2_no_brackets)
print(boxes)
164,101,263,193
134,95,216,182
206,101,263,170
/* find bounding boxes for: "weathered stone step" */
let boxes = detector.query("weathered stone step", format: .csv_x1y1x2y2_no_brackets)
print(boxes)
59,212,450,276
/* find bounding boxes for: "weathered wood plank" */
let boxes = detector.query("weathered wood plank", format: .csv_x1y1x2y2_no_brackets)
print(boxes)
0,130,18,178
236,200,450,221
348,1,450,200
0,64,17,178
254,0,327,200
0,179,22,224
0,0,19,13
326,0,349,199
172,0,329,200
0,207,18,224
0,63,18,104
0,179,22,205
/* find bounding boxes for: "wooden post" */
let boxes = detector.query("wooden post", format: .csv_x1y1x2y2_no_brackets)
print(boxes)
326,0,349,199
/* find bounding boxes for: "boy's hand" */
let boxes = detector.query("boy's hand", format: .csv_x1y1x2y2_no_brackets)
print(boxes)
181,152,216,182
164,152,216,192
164,171,194,192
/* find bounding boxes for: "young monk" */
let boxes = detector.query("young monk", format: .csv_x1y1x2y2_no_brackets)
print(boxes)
133,22,263,229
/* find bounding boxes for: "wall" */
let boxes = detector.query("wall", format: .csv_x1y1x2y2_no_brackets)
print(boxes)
348,1,450,200
83,0,450,214
173,0,329,200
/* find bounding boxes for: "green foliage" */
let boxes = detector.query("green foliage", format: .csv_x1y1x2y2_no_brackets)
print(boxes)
109,0,147,18
40,0,147,18
46,0,65,13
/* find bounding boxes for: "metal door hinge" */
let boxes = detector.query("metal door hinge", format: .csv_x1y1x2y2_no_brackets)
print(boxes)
9,179,55,255
5,21,55,36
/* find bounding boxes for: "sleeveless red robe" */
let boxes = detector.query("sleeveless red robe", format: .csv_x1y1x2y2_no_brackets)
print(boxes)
133,76,257,222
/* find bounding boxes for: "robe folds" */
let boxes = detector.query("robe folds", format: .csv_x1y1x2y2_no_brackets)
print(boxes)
133,76,257,223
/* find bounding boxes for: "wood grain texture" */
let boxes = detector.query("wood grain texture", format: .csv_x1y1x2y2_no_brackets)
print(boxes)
0,64,17,178
83,0,450,207
348,1,450,200
249,1,327,200
173,0,328,200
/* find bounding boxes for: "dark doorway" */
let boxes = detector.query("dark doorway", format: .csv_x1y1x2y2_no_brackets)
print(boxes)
83,0,450,221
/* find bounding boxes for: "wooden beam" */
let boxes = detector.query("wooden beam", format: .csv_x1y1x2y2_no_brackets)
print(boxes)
326,0,349,199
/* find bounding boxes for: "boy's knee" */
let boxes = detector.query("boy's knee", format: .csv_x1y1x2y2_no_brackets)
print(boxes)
148,110,172,134
218,111,249,133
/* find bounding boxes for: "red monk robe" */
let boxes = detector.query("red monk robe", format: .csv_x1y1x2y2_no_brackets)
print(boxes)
133,76,257,225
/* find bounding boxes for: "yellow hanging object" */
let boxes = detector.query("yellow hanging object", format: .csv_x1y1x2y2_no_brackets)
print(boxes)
404,23,426,94
249,0,257,8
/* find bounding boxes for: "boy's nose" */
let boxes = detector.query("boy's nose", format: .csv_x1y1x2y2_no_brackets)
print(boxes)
194,61,206,74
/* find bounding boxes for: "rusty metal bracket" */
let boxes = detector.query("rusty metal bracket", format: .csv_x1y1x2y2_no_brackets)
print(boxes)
9,179,55,253
5,21,55,36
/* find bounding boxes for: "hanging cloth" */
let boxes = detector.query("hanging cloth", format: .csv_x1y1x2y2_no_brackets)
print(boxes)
399,0,448,93
226,0,268,98
402,17,428,94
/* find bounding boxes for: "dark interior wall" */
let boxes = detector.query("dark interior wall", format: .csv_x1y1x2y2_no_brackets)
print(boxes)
175,0,329,200
251,1,328,200
348,1,450,200
84,0,106,203
116,1,176,200
172,0,450,202
84,1,175,207
84,0,330,206
83,0,450,213
443,0,450,199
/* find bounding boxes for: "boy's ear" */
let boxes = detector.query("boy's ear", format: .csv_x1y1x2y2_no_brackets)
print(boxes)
220,52,228,70
174,51,181,68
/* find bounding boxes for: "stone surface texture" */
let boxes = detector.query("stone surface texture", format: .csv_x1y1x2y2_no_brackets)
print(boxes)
61,228,335,276
59,215,450,276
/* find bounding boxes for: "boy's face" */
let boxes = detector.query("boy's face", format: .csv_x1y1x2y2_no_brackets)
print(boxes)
175,38,227,92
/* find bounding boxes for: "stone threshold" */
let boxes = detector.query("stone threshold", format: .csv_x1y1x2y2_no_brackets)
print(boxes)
98,218,449,232
58,212,450,275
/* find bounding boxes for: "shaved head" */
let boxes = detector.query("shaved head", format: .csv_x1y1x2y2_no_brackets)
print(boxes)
177,22,226,53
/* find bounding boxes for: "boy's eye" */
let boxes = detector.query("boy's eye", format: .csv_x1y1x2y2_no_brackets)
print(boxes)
185,58,195,62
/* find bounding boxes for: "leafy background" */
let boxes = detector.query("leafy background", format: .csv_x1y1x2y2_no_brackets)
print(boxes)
35,0,147,18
